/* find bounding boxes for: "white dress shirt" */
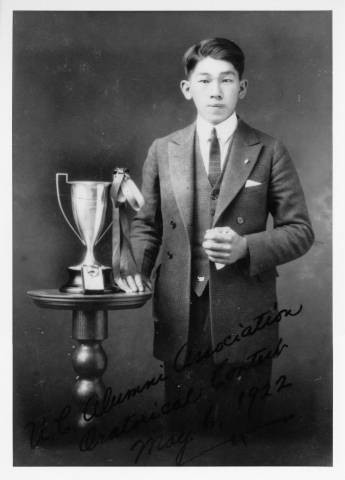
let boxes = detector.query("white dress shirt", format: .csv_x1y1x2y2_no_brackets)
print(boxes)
196,113,238,270
196,112,238,175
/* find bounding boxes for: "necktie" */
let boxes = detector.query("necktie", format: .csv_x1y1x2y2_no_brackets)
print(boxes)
208,127,221,187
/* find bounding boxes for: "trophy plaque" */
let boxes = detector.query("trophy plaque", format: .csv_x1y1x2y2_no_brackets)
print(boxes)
56,173,118,294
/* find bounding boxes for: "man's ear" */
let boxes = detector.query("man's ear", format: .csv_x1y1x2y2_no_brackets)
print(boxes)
180,79,192,100
239,79,248,100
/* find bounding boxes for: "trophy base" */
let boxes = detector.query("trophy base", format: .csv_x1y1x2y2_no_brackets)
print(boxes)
60,266,120,294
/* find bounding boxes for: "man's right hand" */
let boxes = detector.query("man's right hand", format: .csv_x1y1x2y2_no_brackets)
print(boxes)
115,273,152,293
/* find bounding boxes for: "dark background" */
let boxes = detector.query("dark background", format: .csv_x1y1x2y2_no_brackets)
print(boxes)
13,11,332,466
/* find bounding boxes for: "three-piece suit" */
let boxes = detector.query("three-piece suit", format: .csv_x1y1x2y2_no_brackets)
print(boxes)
130,117,314,430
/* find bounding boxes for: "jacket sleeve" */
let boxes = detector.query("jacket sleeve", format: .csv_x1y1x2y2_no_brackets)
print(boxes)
245,140,315,276
130,140,163,278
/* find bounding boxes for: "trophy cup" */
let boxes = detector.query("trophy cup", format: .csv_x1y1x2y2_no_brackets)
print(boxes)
56,173,118,293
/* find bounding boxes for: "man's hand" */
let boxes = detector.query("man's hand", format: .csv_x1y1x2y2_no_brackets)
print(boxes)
115,273,152,293
202,226,248,265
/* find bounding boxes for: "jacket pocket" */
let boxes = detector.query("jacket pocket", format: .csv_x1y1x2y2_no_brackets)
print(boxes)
243,181,267,193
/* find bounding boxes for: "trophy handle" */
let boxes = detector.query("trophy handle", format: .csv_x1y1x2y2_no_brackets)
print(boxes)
56,173,84,244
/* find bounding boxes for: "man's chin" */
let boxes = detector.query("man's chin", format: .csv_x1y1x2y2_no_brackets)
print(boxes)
202,111,233,125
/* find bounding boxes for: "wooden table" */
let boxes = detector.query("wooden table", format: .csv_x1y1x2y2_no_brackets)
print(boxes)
27,289,151,427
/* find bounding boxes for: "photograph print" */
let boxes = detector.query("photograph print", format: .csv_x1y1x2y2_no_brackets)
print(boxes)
13,10,332,466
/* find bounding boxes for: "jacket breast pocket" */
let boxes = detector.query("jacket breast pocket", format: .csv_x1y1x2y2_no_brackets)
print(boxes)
243,182,267,195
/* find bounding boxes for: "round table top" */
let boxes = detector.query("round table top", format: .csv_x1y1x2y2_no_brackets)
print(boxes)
27,289,152,310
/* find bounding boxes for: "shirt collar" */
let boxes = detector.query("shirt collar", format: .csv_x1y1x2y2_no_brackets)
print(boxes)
196,112,238,143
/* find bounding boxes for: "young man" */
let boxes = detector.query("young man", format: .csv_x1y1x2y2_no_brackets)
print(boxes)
117,38,314,433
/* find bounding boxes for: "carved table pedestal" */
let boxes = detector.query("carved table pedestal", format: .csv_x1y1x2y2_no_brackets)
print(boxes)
27,289,151,428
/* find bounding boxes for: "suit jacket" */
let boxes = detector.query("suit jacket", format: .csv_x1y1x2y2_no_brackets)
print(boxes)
130,119,314,366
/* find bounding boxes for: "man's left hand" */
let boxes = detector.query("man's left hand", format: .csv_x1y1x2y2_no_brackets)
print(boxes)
202,227,248,265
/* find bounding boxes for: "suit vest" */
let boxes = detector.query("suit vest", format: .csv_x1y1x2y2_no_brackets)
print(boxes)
191,135,231,296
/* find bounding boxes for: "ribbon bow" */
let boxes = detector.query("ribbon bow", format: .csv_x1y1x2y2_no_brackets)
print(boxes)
110,168,144,279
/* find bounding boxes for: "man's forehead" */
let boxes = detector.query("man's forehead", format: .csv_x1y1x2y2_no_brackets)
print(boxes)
192,57,237,75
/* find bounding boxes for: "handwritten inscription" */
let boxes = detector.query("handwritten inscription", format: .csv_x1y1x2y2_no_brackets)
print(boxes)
130,430,194,465
25,405,72,449
177,412,296,466
25,303,303,465
129,407,296,466
82,370,167,422
79,385,202,452
174,304,302,371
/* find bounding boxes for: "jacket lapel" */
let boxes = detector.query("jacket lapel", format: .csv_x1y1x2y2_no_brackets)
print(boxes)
213,120,263,226
168,123,195,239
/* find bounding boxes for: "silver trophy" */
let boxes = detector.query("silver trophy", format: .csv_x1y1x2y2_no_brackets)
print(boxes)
56,173,118,293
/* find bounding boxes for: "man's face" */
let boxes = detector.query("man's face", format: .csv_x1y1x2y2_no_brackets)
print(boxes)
180,56,247,125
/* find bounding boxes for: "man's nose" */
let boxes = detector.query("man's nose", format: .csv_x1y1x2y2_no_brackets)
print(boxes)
210,81,223,98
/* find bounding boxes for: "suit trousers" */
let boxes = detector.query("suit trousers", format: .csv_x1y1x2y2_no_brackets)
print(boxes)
164,286,273,435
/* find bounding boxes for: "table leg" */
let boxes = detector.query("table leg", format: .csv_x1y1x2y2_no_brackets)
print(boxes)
71,309,108,428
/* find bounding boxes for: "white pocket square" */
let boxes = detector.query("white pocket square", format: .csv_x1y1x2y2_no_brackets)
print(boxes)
245,179,262,188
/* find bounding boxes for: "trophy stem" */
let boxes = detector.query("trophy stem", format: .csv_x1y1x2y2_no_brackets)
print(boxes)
82,245,98,267
61,244,119,294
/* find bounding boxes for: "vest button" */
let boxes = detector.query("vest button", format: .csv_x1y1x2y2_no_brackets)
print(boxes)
210,208,216,216
237,216,244,224
167,251,173,259
210,193,218,200
170,220,176,229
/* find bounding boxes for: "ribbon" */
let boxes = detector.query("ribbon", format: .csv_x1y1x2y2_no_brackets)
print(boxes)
110,168,144,279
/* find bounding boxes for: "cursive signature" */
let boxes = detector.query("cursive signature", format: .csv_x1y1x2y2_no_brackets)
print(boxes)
178,412,296,466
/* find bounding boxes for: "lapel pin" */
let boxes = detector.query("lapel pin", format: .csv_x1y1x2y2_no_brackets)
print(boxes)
244,158,250,164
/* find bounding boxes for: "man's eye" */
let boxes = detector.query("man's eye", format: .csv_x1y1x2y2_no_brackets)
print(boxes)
223,78,234,83
199,79,209,84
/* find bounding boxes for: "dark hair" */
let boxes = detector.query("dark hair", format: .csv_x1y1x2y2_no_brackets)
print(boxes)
183,38,245,79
